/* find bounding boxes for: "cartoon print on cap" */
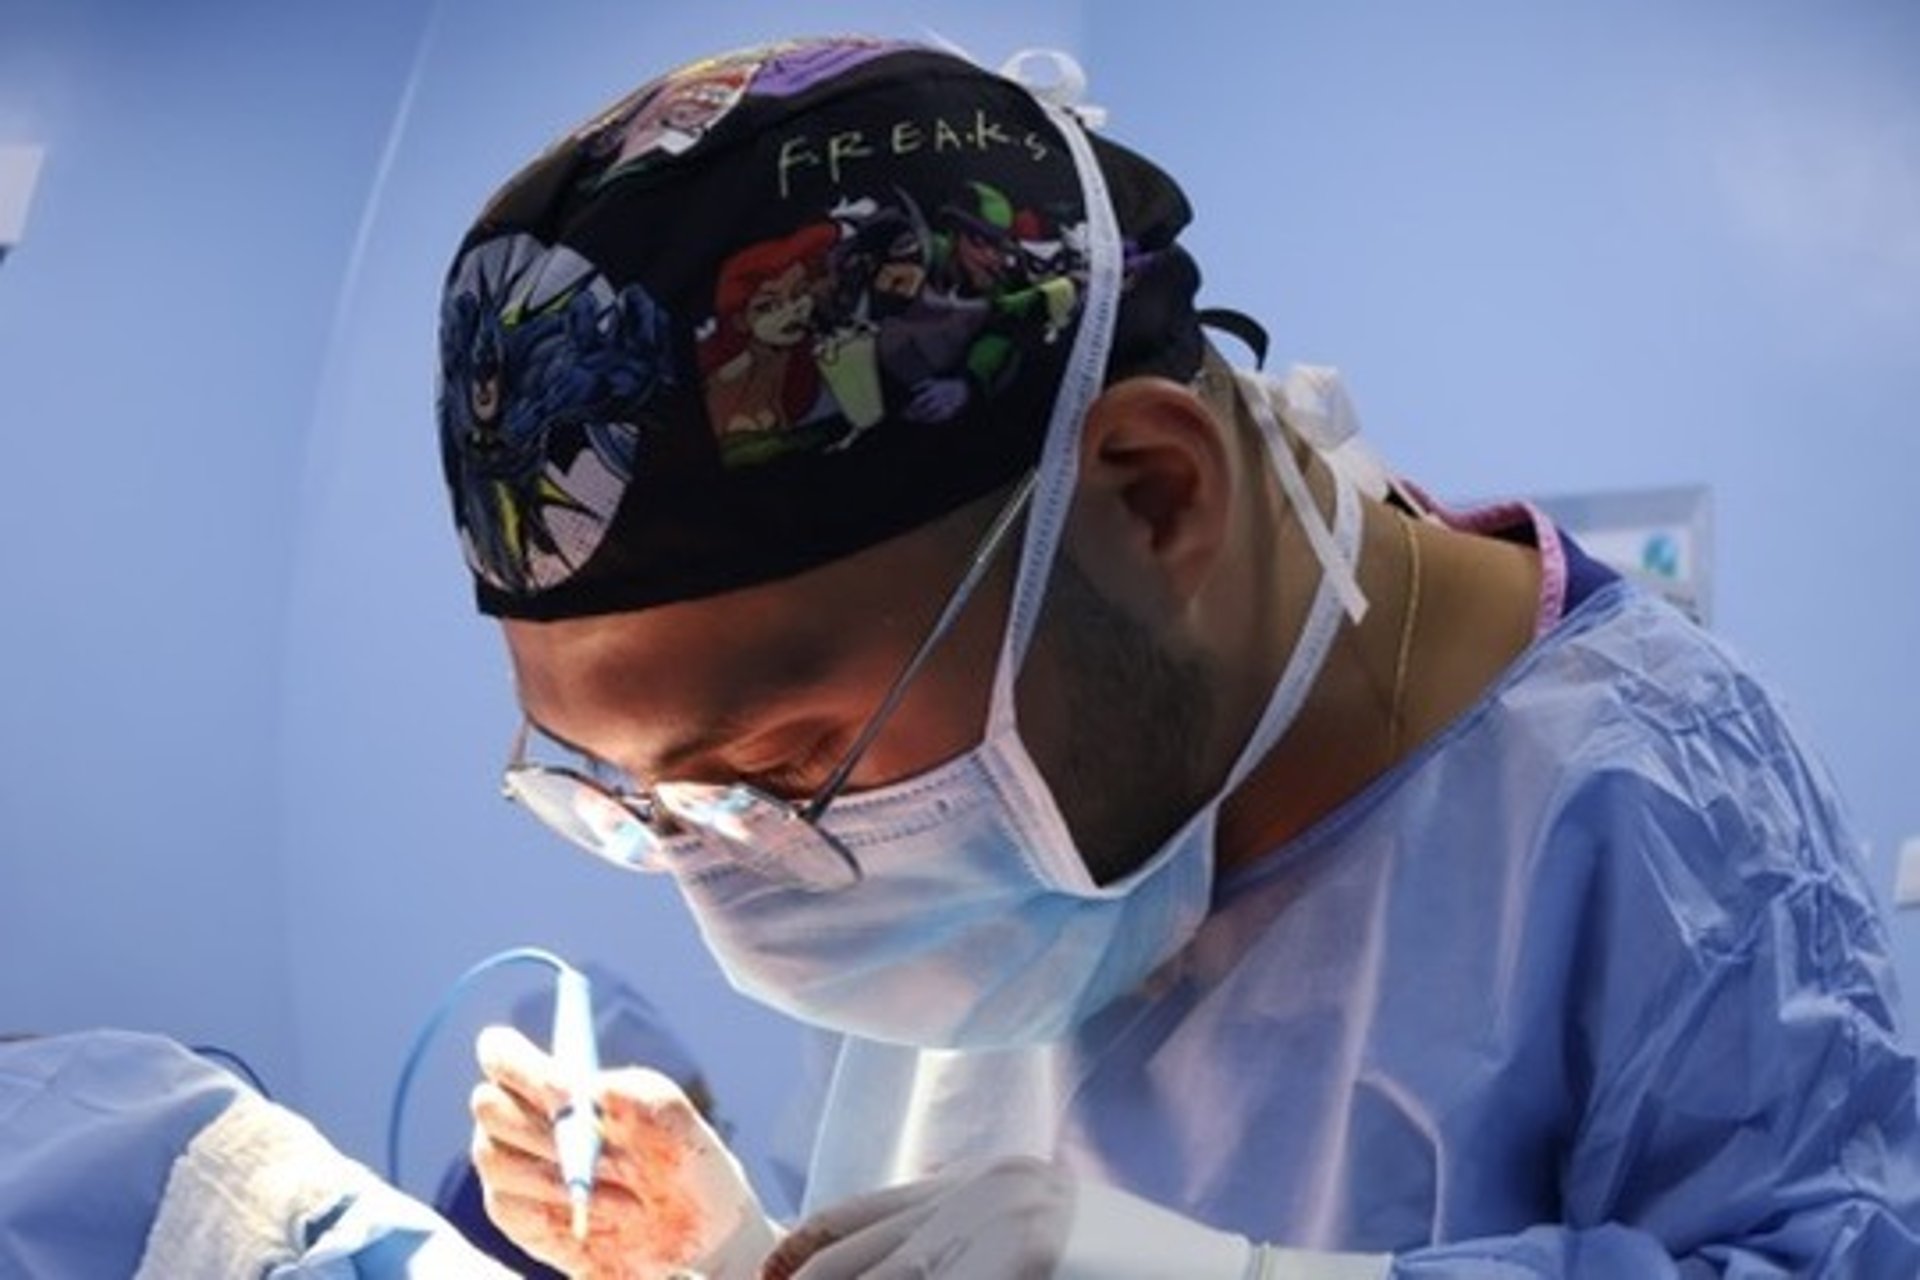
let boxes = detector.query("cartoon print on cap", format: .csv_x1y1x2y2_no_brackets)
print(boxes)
601,60,755,173
439,234,674,592
695,185,1089,467
751,36,915,97
698,222,839,458
585,37,912,186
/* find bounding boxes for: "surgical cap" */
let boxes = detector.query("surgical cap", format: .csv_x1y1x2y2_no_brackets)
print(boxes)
437,36,1203,619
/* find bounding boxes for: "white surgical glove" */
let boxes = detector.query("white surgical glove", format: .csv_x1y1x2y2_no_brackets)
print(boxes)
764,1156,1393,1280
470,1025,776,1280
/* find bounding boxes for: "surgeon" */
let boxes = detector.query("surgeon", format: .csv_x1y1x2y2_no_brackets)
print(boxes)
445,36,1920,1279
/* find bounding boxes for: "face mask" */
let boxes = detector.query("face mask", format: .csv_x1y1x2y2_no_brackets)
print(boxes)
670,82,1372,1050
672,473,1362,1049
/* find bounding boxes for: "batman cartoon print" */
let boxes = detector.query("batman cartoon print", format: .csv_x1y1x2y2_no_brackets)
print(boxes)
439,234,674,593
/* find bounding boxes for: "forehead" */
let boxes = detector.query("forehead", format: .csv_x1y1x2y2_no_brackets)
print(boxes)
500,490,1005,762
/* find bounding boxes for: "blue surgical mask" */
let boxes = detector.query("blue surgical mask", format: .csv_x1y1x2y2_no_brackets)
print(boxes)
668,89,1372,1050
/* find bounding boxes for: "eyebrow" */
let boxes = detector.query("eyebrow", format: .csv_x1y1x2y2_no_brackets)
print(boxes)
524,715,615,770
526,650,839,784
521,711,746,777
648,705,781,777
643,620,874,773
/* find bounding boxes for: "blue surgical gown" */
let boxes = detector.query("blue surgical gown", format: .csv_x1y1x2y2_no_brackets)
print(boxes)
797,583,1920,1275
0,1030,511,1277
0,1030,241,1277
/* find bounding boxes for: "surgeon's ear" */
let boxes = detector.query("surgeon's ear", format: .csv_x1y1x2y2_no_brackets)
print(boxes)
1068,375,1233,610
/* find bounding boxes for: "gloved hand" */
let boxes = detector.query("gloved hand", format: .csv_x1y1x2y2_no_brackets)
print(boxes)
760,1156,1246,1280
763,1157,1395,1280
470,1025,776,1280
762,1157,1075,1280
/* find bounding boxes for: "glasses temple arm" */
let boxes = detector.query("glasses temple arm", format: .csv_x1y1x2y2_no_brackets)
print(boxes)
501,719,534,794
801,470,1039,821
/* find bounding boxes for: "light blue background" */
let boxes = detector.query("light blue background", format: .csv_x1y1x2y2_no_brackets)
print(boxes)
2,0,1916,1207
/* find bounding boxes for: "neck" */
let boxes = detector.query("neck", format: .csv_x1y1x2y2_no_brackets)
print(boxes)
1214,480,1540,875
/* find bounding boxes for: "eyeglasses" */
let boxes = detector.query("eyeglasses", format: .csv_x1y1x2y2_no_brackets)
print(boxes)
501,470,1039,893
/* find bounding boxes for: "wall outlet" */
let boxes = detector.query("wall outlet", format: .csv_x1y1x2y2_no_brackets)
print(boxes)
1895,837,1920,909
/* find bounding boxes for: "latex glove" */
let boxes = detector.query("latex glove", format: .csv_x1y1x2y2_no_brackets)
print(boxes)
762,1157,1211,1279
470,1025,776,1280
764,1158,1394,1280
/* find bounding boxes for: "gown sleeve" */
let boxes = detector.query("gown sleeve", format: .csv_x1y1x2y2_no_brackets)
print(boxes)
1389,677,1920,1277
0,1030,242,1277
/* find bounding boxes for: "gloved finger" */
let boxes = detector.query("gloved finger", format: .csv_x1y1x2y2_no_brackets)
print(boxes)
470,1078,556,1161
475,1024,568,1118
780,1201,941,1280
785,1172,951,1241
478,1189,593,1272
478,1182,574,1246
492,1192,721,1280
598,1063,703,1118
480,1185,566,1237
862,1250,972,1280
771,1180,953,1279
470,1123,568,1202
483,1160,655,1230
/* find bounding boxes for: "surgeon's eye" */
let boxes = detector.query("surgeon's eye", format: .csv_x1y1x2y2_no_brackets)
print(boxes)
734,734,844,800
578,752,639,794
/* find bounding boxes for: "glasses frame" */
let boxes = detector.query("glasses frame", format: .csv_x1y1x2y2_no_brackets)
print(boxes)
502,468,1039,888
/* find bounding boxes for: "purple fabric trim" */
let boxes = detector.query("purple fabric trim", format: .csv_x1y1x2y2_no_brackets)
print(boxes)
1403,483,1570,638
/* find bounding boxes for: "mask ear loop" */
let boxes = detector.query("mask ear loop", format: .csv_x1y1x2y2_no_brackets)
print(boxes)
1000,49,1109,129
1236,369,1372,625
985,64,1126,734
1274,364,1433,522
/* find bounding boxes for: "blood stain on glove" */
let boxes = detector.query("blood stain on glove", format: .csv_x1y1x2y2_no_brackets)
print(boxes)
594,1086,714,1265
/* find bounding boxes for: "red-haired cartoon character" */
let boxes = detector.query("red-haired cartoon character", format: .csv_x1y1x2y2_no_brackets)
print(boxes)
700,223,838,440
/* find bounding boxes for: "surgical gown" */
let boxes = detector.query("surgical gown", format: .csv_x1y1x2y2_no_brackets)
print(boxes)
0,1030,512,1277
0,1030,238,1276
797,582,1920,1276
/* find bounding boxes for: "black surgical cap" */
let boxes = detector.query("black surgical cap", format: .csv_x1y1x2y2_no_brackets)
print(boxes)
437,36,1204,619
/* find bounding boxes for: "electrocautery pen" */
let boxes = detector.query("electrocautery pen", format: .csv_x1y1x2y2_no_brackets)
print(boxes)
550,965,603,1241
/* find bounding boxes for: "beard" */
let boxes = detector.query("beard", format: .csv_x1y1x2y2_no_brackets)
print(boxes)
1036,554,1220,885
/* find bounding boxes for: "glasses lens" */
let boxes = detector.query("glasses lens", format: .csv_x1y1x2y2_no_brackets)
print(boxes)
653,781,861,893
504,767,665,870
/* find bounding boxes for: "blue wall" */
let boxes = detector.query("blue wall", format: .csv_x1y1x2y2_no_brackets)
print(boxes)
2,0,1915,1207
0,0,435,1112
